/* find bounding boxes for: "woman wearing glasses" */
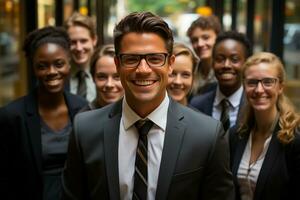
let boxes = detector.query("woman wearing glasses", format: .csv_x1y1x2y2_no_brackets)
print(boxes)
230,52,300,200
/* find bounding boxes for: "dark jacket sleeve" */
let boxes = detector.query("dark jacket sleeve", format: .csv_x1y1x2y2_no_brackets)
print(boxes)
201,122,235,200
62,114,90,200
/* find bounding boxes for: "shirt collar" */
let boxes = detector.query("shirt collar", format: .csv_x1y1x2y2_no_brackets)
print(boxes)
214,85,243,108
122,93,169,132
70,64,92,79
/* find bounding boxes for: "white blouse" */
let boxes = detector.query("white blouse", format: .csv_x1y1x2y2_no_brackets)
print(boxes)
237,132,272,200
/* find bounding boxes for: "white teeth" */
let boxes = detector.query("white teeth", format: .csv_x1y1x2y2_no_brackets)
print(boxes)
134,80,154,86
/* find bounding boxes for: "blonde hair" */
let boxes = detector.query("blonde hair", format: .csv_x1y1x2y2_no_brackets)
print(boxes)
172,43,199,95
64,12,97,38
239,52,300,144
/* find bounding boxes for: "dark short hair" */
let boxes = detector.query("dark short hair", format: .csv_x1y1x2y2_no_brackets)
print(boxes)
64,12,97,38
187,15,221,38
212,31,253,59
90,44,115,78
23,26,71,60
113,11,174,55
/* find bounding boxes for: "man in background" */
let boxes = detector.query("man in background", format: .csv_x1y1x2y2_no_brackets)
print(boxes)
65,12,97,102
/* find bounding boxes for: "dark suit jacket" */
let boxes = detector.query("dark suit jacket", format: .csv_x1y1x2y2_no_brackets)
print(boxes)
189,87,245,126
62,99,235,200
0,89,87,200
229,124,300,200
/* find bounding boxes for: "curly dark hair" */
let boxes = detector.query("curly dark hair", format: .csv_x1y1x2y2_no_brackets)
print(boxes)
212,30,253,59
113,11,174,55
23,26,71,60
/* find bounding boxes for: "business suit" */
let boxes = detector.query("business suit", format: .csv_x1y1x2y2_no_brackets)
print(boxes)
229,124,300,200
189,87,245,125
62,98,234,200
0,89,87,200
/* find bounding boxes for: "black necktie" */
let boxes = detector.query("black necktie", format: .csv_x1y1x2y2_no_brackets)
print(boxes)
133,120,153,200
220,99,230,132
77,70,87,98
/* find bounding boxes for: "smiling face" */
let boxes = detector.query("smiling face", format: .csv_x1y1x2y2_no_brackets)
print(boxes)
244,62,283,114
33,43,70,94
94,55,124,106
68,26,97,69
213,39,246,96
115,32,174,116
190,28,217,60
167,54,193,105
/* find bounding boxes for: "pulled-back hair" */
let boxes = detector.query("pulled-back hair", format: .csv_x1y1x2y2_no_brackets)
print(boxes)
64,12,97,38
23,26,71,60
173,43,198,73
90,44,115,78
113,11,174,55
238,52,300,144
187,15,221,38
213,30,252,59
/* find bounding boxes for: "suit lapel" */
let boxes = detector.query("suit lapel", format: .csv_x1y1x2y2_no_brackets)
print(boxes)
254,123,281,200
104,100,122,200
155,100,186,200
24,91,43,179
236,93,246,125
203,90,215,116
232,134,249,178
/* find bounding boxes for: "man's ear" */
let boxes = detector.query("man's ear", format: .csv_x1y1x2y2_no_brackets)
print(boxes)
168,54,175,74
92,36,98,47
114,56,121,72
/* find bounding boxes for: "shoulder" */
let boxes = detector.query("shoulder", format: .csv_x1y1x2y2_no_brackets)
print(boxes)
175,102,222,135
1,95,29,114
64,91,88,107
189,89,216,108
74,102,116,126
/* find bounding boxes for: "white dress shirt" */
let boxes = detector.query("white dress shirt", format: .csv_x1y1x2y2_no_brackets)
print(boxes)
212,86,243,128
118,94,169,200
70,68,96,102
237,133,272,200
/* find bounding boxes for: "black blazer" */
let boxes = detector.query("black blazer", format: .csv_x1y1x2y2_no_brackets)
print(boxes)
62,99,235,200
229,124,300,200
0,89,87,200
189,87,245,126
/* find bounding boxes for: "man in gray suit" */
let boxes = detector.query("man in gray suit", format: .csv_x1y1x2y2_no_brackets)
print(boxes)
62,11,234,200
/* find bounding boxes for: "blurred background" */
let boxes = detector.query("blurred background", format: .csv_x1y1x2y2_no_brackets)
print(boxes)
0,0,299,108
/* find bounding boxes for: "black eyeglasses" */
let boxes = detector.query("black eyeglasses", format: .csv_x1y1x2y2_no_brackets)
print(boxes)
244,77,278,89
118,53,169,68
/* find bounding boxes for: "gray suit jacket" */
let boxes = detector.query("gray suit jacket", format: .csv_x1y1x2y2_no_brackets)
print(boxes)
62,99,234,200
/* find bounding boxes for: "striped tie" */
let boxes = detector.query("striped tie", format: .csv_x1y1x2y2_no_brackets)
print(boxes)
220,99,230,132
133,119,153,200
77,70,87,98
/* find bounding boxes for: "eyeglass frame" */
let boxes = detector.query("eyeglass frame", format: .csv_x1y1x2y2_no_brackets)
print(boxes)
118,53,169,68
243,77,279,89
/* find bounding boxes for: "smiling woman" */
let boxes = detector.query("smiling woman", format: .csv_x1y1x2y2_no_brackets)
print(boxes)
230,52,300,200
167,43,198,106
0,26,87,200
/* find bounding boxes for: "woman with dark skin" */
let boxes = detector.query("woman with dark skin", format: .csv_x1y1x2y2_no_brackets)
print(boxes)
0,26,87,200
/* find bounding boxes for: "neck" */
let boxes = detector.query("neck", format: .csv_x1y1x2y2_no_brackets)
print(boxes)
72,61,89,71
254,107,278,134
220,83,241,97
38,89,65,109
126,94,165,118
199,58,212,78
179,97,188,106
